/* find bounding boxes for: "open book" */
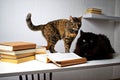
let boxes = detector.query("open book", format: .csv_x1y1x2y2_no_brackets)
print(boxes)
47,53,87,67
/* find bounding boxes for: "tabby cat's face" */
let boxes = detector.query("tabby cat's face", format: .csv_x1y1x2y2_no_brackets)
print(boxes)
78,31,98,52
68,16,82,33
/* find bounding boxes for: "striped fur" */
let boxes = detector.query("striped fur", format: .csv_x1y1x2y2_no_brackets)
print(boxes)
26,13,82,53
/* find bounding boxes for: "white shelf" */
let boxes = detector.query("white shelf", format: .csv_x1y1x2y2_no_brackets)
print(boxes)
0,53,120,77
83,13,120,21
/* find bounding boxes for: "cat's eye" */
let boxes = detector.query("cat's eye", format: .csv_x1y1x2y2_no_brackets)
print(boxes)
83,39,86,43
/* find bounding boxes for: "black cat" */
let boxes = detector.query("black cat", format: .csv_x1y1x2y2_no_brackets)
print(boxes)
74,30,115,60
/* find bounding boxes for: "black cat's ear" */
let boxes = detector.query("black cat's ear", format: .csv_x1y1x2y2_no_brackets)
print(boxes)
69,16,74,22
80,30,84,35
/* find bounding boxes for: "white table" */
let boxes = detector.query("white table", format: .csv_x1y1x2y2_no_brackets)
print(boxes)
0,53,120,80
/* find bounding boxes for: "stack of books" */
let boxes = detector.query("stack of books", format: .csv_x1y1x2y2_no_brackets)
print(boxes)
86,8,102,14
0,41,38,64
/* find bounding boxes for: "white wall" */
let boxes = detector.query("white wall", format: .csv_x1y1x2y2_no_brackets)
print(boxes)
114,0,120,52
0,0,120,80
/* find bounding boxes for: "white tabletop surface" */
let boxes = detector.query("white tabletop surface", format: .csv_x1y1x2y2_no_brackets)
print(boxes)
0,53,120,77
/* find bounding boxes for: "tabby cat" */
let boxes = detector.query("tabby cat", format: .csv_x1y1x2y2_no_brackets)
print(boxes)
74,30,115,60
26,13,82,53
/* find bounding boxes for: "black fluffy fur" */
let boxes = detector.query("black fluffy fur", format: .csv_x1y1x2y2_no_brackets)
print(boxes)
74,30,115,60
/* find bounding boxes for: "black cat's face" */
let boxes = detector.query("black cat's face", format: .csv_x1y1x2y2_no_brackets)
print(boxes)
78,31,98,52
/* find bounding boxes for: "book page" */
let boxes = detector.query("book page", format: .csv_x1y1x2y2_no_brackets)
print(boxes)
48,53,82,62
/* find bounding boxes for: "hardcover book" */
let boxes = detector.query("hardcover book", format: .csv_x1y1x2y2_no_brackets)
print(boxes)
87,8,102,11
0,49,36,55
0,52,35,59
86,11,102,14
0,55,35,64
0,41,36,51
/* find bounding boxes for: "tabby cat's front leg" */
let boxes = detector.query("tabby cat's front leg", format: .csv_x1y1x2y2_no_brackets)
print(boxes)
64,38,74,53
46,40,57,53
46,42,57,53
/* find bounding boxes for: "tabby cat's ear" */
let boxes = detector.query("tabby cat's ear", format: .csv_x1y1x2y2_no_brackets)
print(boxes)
80,30,84,35
78,16,82,21
69,16,74,22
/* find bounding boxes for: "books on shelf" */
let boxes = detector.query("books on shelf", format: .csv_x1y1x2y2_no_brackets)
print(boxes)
0,55,35,64
35,53,87,67
0,41,36,51
85,8,102,14
87,8,102,11
0,41,47,64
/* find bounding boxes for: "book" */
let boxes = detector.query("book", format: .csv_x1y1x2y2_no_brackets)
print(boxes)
87,8,102,11
0,41,36,51
35,46,46,54
35,54,50,63
86,8,102,14
86,11,102,14
0,49,36,55
0,55,35,64
47,53,87,67
0,52,35,59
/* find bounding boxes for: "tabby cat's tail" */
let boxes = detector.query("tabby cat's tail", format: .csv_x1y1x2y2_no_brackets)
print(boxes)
26,13,44,31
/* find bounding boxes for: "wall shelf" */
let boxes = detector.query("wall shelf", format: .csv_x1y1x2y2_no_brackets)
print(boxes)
83,13,120,21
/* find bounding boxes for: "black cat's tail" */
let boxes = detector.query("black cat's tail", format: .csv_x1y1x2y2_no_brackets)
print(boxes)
26,13,44,31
